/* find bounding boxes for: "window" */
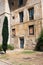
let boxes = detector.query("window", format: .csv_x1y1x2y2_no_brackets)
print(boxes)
12,2,14,6
29,25,34,35
12,16,15,19
18,0,23,7
29,8,34,20
19,11,23,22
12,29,16,37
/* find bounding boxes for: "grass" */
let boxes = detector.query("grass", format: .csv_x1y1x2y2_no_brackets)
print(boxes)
22,50,35,54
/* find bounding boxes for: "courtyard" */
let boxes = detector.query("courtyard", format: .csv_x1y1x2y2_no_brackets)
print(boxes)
0,50,43,65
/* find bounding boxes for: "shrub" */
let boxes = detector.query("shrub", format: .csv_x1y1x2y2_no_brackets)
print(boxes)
7,44,14,50
2,16,9,53
0,44,14,51
0,44,2,51
35,29,43,51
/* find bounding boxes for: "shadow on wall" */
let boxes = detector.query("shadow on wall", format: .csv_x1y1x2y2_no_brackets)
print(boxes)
8,0,28,12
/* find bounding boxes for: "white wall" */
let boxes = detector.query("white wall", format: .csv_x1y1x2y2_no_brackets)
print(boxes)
0,0,5,14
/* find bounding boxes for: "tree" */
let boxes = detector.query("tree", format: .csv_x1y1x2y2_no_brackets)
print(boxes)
35,29,43,51
2,16,9,53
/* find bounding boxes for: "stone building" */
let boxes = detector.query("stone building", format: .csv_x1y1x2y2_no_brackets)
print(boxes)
0,0,43,50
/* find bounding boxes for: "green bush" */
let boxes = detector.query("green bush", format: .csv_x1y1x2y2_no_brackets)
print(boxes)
0,44,2,51
7,44,14,50
0,44,14,51
2,16,9,53
35,29,43,51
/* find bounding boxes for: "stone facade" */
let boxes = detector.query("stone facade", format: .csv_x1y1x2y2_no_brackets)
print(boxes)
0,0,43,50
10,0,43,50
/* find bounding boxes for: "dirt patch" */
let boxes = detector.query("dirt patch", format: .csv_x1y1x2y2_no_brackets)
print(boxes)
0,50,43,65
